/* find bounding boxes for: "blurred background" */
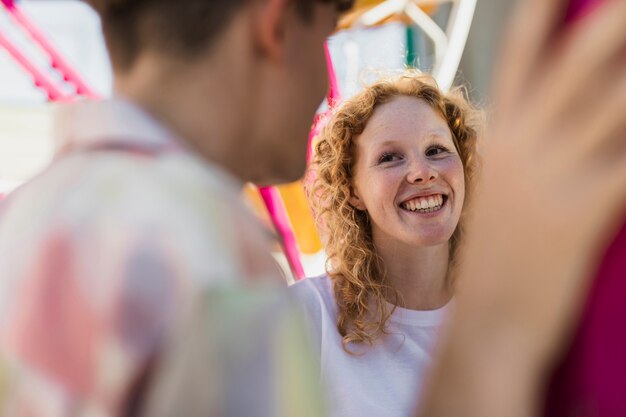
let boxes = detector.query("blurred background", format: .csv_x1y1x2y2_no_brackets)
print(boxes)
0,0,515,277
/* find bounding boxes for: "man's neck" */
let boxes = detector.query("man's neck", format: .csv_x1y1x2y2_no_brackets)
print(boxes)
112,21,260,184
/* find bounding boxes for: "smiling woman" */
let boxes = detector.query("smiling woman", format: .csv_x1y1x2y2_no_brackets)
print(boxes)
349,95,466,250
289,71,482,417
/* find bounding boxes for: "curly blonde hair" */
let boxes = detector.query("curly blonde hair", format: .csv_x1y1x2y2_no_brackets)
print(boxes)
309,72,482,351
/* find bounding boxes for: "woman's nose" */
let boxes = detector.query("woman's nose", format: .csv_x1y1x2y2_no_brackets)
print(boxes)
407,160,438,184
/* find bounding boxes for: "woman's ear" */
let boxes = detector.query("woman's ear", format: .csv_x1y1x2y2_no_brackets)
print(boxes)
348,187,366,211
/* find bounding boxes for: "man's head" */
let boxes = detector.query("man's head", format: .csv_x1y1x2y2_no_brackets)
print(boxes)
84,0,354,185
85,0,352,71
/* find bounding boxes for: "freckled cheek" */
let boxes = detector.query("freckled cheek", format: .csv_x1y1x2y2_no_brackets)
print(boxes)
441,159,466,201
377,172,401,193
361,172,399,208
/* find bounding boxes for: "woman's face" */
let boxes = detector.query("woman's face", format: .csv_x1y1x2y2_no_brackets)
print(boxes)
349,96,465,249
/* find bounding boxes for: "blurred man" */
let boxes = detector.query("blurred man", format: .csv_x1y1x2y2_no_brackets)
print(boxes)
0,0,352,415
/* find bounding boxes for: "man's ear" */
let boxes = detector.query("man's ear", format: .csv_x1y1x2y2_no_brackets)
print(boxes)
252,0,291,62
348,187,366,211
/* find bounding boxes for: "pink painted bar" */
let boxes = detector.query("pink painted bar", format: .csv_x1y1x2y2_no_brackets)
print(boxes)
325,41,340,107
1,0,99,99
258,186,306,280
0,30,70,101
307,42,340,163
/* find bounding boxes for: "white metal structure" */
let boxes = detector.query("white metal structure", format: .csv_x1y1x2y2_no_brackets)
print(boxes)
354,0,477,91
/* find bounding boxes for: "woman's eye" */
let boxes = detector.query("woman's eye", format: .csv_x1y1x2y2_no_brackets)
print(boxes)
378,152,401,163
426,145,450,157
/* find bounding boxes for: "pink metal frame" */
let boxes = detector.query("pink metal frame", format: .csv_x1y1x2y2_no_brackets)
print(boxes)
1,0,99,99
0,30,70,101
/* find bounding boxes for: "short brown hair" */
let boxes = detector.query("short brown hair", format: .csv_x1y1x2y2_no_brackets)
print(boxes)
84,0,354,70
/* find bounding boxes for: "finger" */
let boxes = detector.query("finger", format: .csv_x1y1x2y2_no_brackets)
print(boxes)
595,128,626,191
521,0,626,137
492,0,568,116
609,148,626,207
555,68,626,166
570,120,626,225
587,150,626,244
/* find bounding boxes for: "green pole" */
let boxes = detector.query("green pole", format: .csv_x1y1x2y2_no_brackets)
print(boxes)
405,25,416,68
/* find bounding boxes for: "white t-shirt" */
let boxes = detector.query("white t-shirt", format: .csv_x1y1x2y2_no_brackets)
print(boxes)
289,275,452,417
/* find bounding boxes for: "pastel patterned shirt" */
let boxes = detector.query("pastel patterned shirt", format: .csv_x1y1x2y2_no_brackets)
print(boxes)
0,99,323,417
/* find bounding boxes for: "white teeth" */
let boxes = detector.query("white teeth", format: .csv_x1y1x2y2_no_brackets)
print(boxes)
402,194,445,212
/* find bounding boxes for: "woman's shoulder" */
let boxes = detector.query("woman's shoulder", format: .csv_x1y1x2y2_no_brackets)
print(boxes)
288,274,336,317
289,274,333,299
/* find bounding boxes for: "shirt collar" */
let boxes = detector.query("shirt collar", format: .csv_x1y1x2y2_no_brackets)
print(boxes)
53,97,181,154
52,97,245,191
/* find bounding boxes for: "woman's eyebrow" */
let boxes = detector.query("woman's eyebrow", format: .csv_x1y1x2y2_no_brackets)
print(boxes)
372,139,400,148
426,128,453,140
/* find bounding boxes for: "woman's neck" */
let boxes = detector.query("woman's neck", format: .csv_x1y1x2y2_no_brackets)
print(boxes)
374,240,452,311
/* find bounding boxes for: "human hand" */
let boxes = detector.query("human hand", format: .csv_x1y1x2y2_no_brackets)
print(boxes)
418,0,626,415
468,0,626,365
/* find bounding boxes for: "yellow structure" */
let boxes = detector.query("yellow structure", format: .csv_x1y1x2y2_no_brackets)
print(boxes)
337,0,438,30
244,182,322,255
